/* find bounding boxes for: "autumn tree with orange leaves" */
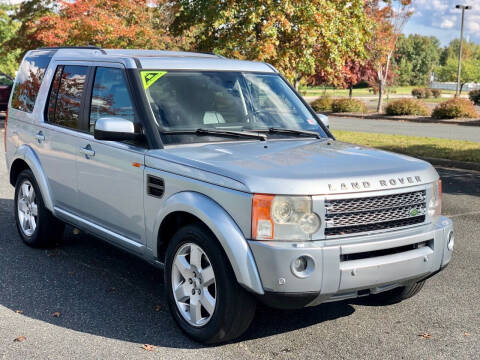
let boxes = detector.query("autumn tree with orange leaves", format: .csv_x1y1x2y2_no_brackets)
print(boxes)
366,0,413,112
22,0,190,50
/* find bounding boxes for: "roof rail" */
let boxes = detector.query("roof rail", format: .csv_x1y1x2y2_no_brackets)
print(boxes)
38,46,107,54
198,51,226,59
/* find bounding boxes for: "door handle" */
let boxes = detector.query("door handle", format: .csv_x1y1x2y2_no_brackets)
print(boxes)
34,131,45,142
80,145,95,158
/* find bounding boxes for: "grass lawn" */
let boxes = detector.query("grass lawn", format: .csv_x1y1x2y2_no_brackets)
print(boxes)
332,130,480,163
301,85,457,98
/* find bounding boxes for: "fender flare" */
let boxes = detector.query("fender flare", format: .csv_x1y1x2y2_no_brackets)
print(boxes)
10,145,54,212
153,191,264,295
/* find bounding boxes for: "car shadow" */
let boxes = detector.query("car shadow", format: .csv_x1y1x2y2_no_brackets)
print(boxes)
0,197,354,348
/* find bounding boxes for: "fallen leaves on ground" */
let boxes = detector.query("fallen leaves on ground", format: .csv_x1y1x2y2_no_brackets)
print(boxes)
418,332,432,339
15,310,24,314
465,332,471,336
14,336,26,342
47,250,59,257
52,312,61,318
142,344,155,351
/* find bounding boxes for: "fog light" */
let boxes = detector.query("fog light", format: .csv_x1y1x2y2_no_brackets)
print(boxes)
291,255,315,278
447,231,454,251
293,256,308,272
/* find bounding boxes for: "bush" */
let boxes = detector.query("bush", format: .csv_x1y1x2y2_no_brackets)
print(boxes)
469,89,480,105
385,98,430,116
431,89,442,98
431,98,479,119
310,96,332,112
331,98,367,113
412,88,433,99
411,88,423,98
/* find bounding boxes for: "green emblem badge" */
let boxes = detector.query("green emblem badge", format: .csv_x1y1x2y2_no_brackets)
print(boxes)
409,208,419,216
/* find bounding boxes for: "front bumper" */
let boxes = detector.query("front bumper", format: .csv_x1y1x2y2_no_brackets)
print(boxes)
248,216,453,309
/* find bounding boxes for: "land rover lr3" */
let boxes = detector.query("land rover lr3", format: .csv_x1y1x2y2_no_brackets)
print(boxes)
4,48,453,344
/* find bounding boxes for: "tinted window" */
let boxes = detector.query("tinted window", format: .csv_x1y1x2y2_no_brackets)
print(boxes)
50,65,88,130
89,67,135,133
46,66,63,123
11,50,55,112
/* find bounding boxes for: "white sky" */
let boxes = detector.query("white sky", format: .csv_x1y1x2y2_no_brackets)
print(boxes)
404,0,479,45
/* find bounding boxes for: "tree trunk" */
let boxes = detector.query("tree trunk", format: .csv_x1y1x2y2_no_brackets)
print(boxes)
349,86,353,99
294,78,301,91
376,80,384,113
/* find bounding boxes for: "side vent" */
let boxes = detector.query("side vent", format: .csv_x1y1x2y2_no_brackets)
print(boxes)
147,175,165,198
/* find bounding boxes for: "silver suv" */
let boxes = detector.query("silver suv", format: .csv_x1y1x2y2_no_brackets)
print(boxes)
4,48,453,344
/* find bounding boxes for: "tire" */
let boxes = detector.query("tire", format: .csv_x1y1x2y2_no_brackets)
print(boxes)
165,224,256,344
368,280,426,305
14,169,65,248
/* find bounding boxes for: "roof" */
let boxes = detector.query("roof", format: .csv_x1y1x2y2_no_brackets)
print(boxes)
43,48,276,73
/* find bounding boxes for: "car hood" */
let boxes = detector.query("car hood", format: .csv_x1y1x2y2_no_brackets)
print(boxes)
146,139,438,195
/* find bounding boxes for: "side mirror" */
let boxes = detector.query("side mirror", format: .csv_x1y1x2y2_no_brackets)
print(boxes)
316,113,329,129
94,117,141,141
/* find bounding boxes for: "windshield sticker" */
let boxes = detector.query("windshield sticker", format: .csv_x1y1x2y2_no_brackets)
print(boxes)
141,71,167,89
307,119,316,125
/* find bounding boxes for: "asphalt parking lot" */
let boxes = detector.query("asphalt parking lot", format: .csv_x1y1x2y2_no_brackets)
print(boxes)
0,133,479,359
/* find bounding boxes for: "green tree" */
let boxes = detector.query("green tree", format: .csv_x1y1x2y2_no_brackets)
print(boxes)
171,0,373,89
0,4,21,76
393,34,441,86
440,39,480,66
435,57,480,94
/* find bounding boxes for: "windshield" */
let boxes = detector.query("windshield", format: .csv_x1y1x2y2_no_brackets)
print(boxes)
141,71,328,144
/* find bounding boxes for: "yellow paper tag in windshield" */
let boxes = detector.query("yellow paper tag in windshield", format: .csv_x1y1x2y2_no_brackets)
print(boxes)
141,71,167,89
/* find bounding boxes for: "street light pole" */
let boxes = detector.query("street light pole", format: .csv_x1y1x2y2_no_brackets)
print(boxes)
455,4,472,97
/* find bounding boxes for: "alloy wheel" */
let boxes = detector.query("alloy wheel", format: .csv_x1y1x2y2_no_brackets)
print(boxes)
17,180,38,237
171,242,217,327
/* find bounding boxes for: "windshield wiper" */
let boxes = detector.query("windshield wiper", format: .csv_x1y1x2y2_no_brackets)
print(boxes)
252,127,321,139
163,128,267,141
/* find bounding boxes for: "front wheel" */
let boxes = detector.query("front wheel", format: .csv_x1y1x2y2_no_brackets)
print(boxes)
165,224,256,344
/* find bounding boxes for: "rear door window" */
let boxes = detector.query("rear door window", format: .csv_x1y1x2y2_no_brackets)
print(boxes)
89,67,135,133
11,50,55,112
46,65,88,130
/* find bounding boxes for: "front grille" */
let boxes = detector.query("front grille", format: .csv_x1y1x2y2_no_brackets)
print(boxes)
325,190,427,236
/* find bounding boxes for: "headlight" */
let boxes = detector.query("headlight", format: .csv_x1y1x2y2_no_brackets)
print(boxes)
428,179,442,217
252,195,321,241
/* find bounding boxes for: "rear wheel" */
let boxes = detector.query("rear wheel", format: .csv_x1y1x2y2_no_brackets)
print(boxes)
165,224,256,344
14,169,64,247
368,280,426,305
